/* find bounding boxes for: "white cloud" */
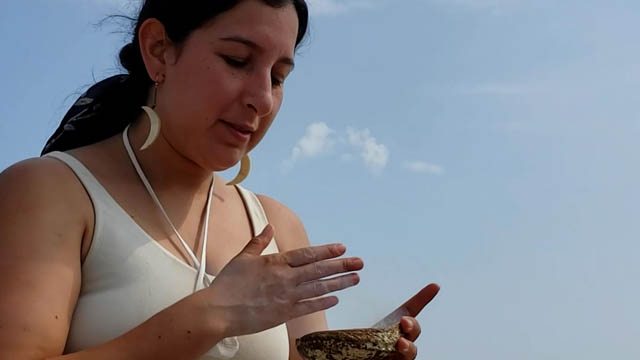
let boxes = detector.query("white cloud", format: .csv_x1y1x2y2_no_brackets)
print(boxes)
346,127,389,174
293,122,335,158
404,161,444,175
284,124,390,175
284,122,335,170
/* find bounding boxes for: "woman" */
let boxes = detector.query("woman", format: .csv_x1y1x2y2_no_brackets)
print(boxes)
0,0,436,359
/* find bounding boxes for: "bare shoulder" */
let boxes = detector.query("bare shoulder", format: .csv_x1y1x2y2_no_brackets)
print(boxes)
2,156,81,203
0,156,92,228
0,157,89,357
1,156,68,182
256,194,310,251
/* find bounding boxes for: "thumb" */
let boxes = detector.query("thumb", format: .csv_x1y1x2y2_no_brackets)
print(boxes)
241,224,275,256
402,283,440,317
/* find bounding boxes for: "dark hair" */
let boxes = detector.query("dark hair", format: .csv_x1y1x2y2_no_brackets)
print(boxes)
42,0,308,155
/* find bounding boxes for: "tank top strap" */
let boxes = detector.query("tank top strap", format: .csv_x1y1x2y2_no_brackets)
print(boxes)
234,184,280,254
43,151,113,205
234,184,269,237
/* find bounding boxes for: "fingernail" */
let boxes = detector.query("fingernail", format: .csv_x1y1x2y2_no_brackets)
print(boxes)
400,339,410,352
351,273,360,285
336,244,346,253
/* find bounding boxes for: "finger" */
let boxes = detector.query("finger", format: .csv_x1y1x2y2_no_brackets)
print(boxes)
400,317,421,342
396,338,417,360
401,283,440,317
283,243,346,267
293,273,360,301
291,296,339,319
295,257,364,284
241,224,275,256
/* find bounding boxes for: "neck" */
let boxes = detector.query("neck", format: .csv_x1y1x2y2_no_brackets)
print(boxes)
124,116,213,196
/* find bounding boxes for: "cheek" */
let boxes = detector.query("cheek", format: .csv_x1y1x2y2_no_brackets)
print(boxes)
165,61,238,124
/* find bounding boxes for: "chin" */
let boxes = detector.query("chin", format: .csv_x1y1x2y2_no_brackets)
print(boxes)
196,136,250,172
203,149,244,172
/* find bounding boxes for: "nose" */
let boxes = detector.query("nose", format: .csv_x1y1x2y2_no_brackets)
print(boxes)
244,71,274,117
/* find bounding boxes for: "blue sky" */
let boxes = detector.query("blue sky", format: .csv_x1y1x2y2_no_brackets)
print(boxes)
2,0,639,359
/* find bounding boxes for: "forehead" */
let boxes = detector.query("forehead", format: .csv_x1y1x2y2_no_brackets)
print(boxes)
194,0,299,56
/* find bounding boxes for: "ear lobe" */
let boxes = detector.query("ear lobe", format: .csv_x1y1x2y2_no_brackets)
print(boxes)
138,18,171,80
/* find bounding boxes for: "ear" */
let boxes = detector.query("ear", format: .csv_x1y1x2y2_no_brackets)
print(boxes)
138,18,175,81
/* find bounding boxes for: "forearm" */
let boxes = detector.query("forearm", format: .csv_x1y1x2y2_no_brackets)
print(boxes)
48,290,228,360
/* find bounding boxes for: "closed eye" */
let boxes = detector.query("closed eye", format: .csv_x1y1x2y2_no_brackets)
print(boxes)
222,54,286,88
222,55,248,68
271,75,284,88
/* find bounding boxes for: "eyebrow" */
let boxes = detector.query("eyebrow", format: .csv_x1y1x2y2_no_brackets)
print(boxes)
219,36,295,69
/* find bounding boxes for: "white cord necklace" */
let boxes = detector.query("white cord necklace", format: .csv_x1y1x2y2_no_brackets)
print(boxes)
123,125,214,290
122,125,240,358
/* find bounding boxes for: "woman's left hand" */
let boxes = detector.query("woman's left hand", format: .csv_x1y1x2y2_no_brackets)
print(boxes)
386,283,440,360
394,316,421,359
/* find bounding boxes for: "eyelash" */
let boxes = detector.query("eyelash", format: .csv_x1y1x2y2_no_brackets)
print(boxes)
222,56,248,68
271,76,284,87
222,55,284,88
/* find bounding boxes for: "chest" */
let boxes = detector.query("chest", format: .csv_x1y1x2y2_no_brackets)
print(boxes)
65,206,288,358
115,185,252,275
74,151,255,277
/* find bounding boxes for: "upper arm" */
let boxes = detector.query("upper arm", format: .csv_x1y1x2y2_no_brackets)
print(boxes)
0,158,89,359
257,194,329,360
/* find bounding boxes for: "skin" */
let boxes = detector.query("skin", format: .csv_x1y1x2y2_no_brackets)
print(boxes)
0,1,437,359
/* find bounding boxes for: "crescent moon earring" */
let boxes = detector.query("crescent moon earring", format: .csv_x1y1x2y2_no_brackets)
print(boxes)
140,75,163,151
227,154,251,186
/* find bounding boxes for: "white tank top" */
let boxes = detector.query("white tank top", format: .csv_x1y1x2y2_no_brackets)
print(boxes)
45,151,290,359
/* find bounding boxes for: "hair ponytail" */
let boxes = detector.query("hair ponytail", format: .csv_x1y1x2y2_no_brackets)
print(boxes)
41,73,149,155
41,36,153,155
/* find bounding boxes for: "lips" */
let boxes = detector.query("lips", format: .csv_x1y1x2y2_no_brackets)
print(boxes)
219,119,255,143
220,120,256,134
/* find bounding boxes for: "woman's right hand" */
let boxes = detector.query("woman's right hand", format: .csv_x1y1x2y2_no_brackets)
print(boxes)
204,224,363,336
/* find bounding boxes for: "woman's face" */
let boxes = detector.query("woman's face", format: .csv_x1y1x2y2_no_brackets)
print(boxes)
157,0,299,171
